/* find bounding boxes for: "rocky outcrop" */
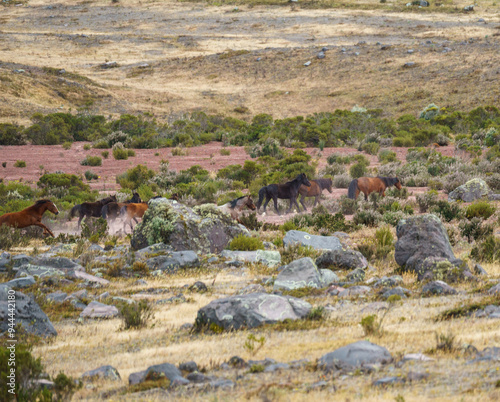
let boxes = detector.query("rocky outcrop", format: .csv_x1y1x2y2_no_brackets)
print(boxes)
316,249,368,271
130,198,249,253
195,293,311,331
273,257,338,291
283,230,342,251
318,341,392,371
448,178,490,202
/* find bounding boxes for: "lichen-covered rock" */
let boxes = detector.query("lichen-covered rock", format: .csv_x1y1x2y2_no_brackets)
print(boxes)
283,230,342,251
144,251,199,273
81,365,121,382
130,198,249,253
273,257,334,291
422,280,458,296
395,214,466,281
417,257,471,282
195,293,312,331
316,249,368,271
318,340,392,371
448,178,490,202
80,301,118,319
129,363,189,386
0,285,57,337
219,250,281,267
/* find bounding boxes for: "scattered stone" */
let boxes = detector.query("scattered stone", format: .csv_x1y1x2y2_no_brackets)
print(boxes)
448,178,490,202
321,47,328,52
131,199,249,253
463,5,474,11
372,376,404,387
474,264,487,276
478,18,486,23
67,270,110,285
264,363,290,372
80,301,119,319
129,363,189,386
157,294,186,304
326,285,345,296
319,269,340,286
346,268,365,283
179,361,198,373
374,276,403,288
195,293,311,330
318,341,392,371
189,281,208,293
488,283,500,295
304,61,311,66
469,346,500,363
186,372,211,383
407,49,414,54
422,280,457,296
237,284,266,295
100,61,118,69
274,257,333,291
0,286,57,337
219,250,281,267
32,256,81,270
134,279,148,286
403,353,434,362
472,305,500,319
338,286,371,298
46,291,68,303
12,254,33,267
380,45,391,50
135,243,173,258
15,265,65,278
419,0,429,6
404,62,416,68
284,230,342,251
317,52,325,59
81,365,121,382
227,356,247,368
316,249,368,271
5,276,36,288
180,323,193,331
381,286,410,300
97,292,109,301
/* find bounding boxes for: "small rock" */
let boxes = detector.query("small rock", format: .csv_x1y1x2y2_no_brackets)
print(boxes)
5,276,36,289
46,291,68,303
422,280,457,296
338,286,371,298
407,49,414,54
304,61,311,66
237,284,266,295
80,301,119,319
464,5,474,11
381,287,410,300
317,52,325,59
474,264,487,276
179,361,198,373
321,47,328,52
189,281,208,293
404,62,416,68
373,376,404,387
402,353,434,362
488,283,500,295
81,365,121,382
346,268,365,283
100,61,118,69
380,45,391,50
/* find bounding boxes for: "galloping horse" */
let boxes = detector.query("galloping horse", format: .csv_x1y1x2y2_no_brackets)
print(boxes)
101,192,141,223
0,200,59,237
218,195,256,223
120,202,148,233
69,195,117,229
347,176,402,200
298,178,333,211
256,173,311,215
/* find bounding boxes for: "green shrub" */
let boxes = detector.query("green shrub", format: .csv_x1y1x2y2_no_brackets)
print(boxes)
237,213,262,231
101,150,109,159
340,196,357,214
416,190,438,213
375,225,394,247
172,147,189,156
465,200,495,220
127,149,136,157
349,162,368,179
84,170,98,181
229,234,264,251
80,155,102,166
428,179,443,190
119,300,154,330
53,372,81,401
62,141,72,150
353,209,381,227
220,148,231,156
382,210,407,226
83,144,91,150
431,201,463,222
81,217,108,242
360,315,379,336
14,160,26,168
459,218,494,243
470,236,500,262
0,123,26,145
393,136,414,147
378,149,397,164
0,225,30,250
112,144,129,160
333,174,351,188
327,153,352,165
361,142,380,155
117,164,155,190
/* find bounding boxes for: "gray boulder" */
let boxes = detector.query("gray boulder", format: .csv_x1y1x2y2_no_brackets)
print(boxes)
273,257,335,291
489,283,500,295
5,276,36,288
316,249,368,271
0,285,57,337
448,178,490,202
395,214,465,280
46,291,68,303
80,301,118,319
422,280,457,296
237,284,266,295
131,199,249,253
338,286,371,298
346,268,365,282
219,250,281,267
318,340,392,371
66,270,110,285
129,363,189,386
15,264,65,278
145,251,199,273
32,256,81,270
283,230,342,251
195,293,311,331
81,365,121,382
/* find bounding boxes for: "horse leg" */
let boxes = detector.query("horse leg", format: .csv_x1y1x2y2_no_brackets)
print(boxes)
300,194,307,212
273,197,280,215
262,197,271,213
35,222,55,238
364,191,368,201
313,195,320,207
77,215,83,230
293,196,302,213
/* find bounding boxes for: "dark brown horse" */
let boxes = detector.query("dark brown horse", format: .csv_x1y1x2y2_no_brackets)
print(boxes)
218,195,256,223
256,173,311,215
347,176,402,200
298,178,333,211
69,195,117,229
120,202,148,233
0,200,59,237
101,192,141,223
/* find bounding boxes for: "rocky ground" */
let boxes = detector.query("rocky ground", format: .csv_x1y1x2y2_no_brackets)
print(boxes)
1,196,499,401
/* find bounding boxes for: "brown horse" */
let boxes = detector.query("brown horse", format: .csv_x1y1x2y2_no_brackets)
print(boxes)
0,200,59,237
120,202,148,233
298,178,333,211
69,195,117,229
101,192,142,223
218,195,256,223
347,176,402,200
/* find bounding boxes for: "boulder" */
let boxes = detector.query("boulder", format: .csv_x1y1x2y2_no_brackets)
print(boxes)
130,199,249,253
145,251,199,272
422,280,458,296
283,230,342,251
273,257,335,291
46,291,68,303
32,256,81,270
316,249,368,271
129,363,189,386
346,268,365,282
195,293,311,331
488,283,500,295
81,365,121,382
448,178,490,202
15,264,65,278
5,276,36,288
0,285,57,337
80,301,118,319
237,284,266,295
395,214,465,280
417,257,471,282
66,269,110,285
318,340,392,371
219,250,281,267
338,286,371,298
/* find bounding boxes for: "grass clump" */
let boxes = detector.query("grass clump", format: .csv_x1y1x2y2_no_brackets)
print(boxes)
249,364,265,373
14,160,26,168
112,144,129,160
172,147,189,156
131,261,150,276
244,334,266,356
0,225,30,250
62,141,72,150
465,200,495,220
470,236,500,262
431,200,462,222
119,300,154,330
459,218,493,242
101,150,109,159
229,234,264,251
438,297,500,321
238,212,262,231
80,155,102,166
84,170,98,181
220,148,231,156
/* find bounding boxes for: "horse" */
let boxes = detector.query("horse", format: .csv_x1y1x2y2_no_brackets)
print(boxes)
120,202,148,233
218,195,256,223
101,192,141,223
0,200,59,237
256,173,311,215
347,176,402,200
298,178,333,211
69,195,117,229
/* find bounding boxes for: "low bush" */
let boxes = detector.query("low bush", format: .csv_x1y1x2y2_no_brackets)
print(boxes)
81,217,108,242
470,236,500,262
361,142,380,155
112,143,129,160
117,164,155,190
14,160,26,168
465,200,496,220
80,155,102,166
172,147,189,156
229,234,264,251
238,213,262,231
349,162,368,179
327,153,353,165
378,149,397,164
220,148,231,156
84,170,99,181
459,217,493,242
353,209,381,227
62,141,72,150
0,225,30,250
340,196,357,214
119,300,154,330
416,190,439,213
101,150,109,159
431,200,463,222
382,210,407,226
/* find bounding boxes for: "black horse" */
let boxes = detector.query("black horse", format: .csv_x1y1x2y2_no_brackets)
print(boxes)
69,195,117,229
256,173,311,215
101,192,142,223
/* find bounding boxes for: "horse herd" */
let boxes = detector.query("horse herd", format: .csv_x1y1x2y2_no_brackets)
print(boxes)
0,175,401,238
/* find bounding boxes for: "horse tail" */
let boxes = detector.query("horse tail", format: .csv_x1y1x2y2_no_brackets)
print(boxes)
102,204,108,219
69,204,81,220
347,179,358,199
256,187,266,210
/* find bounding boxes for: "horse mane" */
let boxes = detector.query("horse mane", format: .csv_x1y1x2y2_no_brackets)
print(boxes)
377,176,399,186
35,199,52,205
229,196,246,209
